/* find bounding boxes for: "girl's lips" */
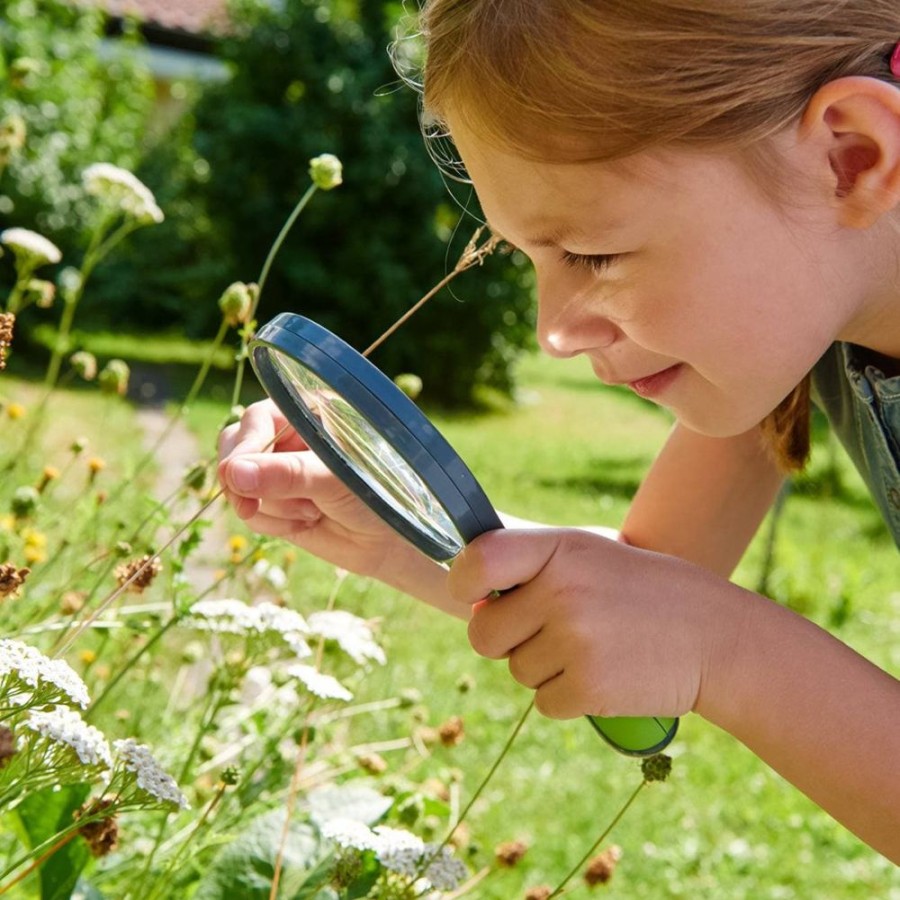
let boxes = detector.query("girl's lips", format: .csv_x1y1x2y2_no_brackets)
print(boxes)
627,364,683,398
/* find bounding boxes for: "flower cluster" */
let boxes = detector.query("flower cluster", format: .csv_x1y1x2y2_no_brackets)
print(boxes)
112,739,189,810
0,227,62,269
82,163,164,225
25,706,112,768
186,598,312,657
0,638,91,709
322,819,468,892
307,610,386,665
285,664,352,702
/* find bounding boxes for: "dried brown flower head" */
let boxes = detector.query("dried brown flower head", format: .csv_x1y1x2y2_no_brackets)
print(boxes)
355,752,388,775
524,887,552,900
495,839,529,868
583,845,622,887
0,726,17,768
0,312,15,371
114,555,162,594
60,591,86,615
438,715,465,747
0,562,30,599
76,799,119,857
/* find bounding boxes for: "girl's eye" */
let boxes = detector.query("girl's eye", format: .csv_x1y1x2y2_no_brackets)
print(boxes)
560,250,623,275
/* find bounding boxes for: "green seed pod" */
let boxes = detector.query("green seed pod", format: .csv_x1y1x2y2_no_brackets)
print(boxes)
394,373,423,400
98,359,130,397
640,753,673,783
11,485,39,518
217,281,253,327
308,153,343,190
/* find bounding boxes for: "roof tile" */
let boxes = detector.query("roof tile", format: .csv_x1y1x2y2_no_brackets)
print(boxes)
99,0,229,35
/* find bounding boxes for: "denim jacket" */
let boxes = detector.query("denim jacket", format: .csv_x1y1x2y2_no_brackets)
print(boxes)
810,342,900,548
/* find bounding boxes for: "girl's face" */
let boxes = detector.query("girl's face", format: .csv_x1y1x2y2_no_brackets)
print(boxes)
449,121,876,437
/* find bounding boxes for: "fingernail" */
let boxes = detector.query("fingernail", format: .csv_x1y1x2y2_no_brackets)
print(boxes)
230,459,259,492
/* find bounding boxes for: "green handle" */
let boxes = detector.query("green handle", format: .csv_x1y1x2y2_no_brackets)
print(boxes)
586,714,678,757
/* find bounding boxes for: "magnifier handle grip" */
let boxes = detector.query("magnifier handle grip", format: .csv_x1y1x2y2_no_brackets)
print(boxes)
585,714,678,757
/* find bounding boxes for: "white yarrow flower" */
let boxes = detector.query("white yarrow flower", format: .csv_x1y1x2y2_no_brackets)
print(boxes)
373,825,427,877
321,817,379,852
186,599,311,657
322,820,467,890
82,163,164,225
25,706,112,768
0,228,62,266
252,559,288,590
0,638,91,708
113,738,189,810
307,610,386,665
188,598,261,635
420,845,468,891
286,664,352,702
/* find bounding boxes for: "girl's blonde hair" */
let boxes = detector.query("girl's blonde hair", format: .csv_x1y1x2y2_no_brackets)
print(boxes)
419,0,900,471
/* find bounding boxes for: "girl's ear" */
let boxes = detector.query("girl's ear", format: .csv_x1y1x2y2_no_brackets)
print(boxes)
801,76,900,228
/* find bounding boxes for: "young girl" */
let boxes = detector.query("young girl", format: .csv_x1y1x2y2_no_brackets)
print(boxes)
219,0,900,863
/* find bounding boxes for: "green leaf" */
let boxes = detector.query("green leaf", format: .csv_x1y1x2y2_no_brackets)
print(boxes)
15,782,92,900
192,809,321,900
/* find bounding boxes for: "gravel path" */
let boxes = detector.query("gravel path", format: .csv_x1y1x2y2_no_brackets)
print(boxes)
134,405,232,587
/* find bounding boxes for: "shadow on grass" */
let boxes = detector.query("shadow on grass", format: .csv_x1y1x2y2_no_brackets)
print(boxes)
536,454,652,500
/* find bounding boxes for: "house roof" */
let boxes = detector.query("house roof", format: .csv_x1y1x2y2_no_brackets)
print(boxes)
97,0,229,38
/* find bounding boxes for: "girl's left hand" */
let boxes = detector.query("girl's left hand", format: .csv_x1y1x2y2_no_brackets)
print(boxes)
449,528,743,720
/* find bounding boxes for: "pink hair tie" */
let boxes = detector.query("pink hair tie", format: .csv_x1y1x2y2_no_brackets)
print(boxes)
891,40,900,79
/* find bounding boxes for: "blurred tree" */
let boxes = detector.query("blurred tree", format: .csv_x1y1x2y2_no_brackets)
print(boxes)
1,0,536,403
181,0,536,404
0,0,155,249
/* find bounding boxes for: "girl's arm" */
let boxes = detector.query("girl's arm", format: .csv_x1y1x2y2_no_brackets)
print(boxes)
620,423,784,576
695,581,900,863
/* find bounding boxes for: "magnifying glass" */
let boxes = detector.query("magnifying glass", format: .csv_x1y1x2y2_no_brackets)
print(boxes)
249,312,677,758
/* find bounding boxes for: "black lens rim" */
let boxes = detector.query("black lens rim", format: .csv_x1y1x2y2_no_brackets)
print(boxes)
249,313,503,562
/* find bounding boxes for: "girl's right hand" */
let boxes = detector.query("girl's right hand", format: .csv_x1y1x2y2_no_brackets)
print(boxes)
217,400,447,600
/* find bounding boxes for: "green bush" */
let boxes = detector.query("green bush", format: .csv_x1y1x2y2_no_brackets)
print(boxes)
125,0,536,404
0,0,155,245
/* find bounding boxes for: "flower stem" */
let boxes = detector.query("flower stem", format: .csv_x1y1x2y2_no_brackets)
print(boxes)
0,831,77,895
414,699,534,884
547,777,647,899
231,183,318,408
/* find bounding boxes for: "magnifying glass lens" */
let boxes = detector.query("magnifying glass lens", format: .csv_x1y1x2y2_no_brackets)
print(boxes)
268,349,465,557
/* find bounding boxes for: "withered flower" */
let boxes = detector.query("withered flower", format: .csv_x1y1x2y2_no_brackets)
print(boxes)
0,726,17,768
75,799,119,857
0,562,30,599
438,715,465,747
583,845,622,887
524,887,552,900
114,555,162,594
495,839,529,868
0,312,15,371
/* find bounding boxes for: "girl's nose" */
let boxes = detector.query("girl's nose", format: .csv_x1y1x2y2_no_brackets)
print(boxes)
535,278,621,359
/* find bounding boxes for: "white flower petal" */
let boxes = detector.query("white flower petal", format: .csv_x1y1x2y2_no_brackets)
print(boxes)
0,228,62,265
113,738,189,809
25,706,111,768
307,611,385,666
286,664,352,702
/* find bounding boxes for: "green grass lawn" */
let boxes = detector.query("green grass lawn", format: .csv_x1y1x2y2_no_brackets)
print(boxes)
184,351,900,898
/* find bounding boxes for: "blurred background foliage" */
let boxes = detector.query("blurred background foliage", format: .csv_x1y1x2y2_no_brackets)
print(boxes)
0,0,537,405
